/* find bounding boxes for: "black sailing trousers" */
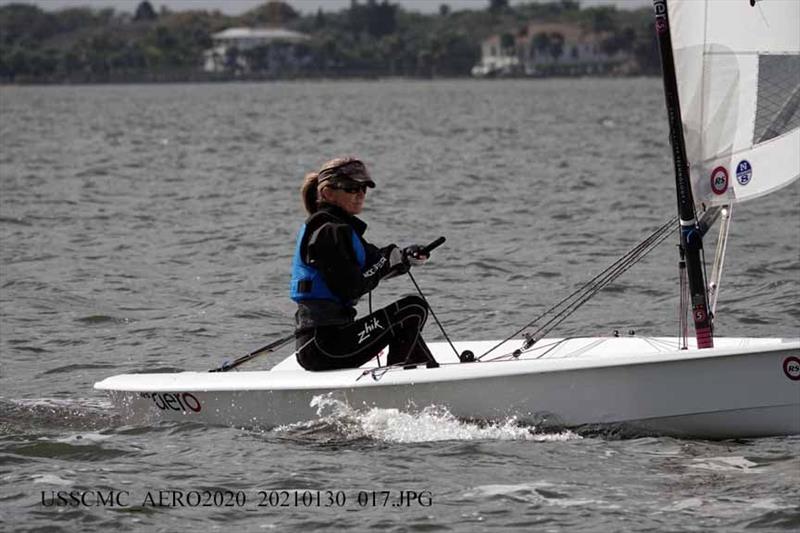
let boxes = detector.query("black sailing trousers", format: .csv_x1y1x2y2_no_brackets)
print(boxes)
295,295,437,371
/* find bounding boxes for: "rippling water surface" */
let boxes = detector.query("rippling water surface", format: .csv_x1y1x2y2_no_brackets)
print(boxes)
1,79,798,531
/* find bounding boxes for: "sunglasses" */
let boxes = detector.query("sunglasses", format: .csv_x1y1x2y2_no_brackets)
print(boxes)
328,183,368,194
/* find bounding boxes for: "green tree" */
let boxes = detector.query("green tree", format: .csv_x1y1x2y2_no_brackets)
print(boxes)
134,1,157,22
436,31,478,75
532,32,550,55
56,8,103,34
224,45,240,71
59,49,83,76
560,0,580,12
601,26,636,55
367,0,397,37
588,6,616,33
348,0,397,38
243,44,270,72
0,0,660,82
500,32,515,54
489,0,510,13
242,1,299,26
0,4,55,45
549,32,564,61
314,8,326,29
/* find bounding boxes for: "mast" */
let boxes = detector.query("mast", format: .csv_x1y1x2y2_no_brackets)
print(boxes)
652,0,714,349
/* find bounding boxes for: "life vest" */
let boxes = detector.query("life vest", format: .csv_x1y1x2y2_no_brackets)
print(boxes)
289,223,367,305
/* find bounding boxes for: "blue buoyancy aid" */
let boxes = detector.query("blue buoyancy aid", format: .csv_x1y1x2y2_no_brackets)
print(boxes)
289,223,367,305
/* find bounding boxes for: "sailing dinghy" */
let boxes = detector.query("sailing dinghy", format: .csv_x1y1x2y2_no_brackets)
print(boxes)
95,0,799,439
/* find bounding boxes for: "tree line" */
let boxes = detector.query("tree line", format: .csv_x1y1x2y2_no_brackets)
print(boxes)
0,0,660,83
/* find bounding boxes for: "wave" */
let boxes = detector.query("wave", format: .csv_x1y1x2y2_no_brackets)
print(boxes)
0,397,120,433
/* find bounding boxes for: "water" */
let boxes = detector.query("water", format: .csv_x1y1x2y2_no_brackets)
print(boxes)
1,79,798,531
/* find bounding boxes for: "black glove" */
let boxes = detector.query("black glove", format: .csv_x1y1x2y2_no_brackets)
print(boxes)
403,244,430,267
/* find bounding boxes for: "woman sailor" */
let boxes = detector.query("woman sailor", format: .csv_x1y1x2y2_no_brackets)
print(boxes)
290,157,439,371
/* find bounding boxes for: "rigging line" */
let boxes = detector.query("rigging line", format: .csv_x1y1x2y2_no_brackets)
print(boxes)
547,215,679,311
708,205,732,316
478,215,678,361
528,217,674,328
642,336,675,350
678,246,689,350
480,337,568,362
523,231,672,343
642,336,672,353
533,336,575,359
481,336,575,362
524,248,662,343
406,270,460,358
478,215,677,359
209,332,296,372
477,224,672,361
524,222,677,341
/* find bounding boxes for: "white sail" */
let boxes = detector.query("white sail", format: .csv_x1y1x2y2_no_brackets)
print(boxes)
669,0,800,207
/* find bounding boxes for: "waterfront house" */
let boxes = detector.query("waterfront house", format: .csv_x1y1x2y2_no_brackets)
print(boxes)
203,27,311,75
470,34,520,77
473,22,630,77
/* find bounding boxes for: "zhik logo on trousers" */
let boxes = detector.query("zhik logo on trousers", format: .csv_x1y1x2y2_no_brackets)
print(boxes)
357,317,383,344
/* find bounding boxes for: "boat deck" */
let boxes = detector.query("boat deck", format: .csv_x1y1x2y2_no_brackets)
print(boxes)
95,336,799,393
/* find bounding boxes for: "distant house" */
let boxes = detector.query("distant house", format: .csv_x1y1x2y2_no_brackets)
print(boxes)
203,27,311,75
472,22,629,77
471,34,520,77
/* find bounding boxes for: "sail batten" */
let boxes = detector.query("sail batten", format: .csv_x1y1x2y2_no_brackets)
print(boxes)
669,0,800,208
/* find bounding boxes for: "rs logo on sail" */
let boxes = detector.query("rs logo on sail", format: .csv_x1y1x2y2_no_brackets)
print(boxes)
357,317,383,344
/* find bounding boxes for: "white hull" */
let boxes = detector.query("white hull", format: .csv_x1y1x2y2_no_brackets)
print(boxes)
95,336,800,439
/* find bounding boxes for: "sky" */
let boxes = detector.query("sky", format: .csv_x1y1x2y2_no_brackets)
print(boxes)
0,0,652,15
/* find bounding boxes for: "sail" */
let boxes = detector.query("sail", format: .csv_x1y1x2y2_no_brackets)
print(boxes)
669,0,800,207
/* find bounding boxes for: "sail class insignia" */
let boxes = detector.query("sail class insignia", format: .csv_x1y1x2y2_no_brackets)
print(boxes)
710,166,729,195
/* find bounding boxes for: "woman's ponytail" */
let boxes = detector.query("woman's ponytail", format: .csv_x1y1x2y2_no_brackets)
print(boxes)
301,172,320,215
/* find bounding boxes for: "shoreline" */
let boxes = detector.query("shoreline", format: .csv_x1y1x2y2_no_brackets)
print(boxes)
0,72,659,87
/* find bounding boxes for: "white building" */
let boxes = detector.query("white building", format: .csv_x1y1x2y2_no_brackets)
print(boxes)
203,27,311,74
473,23,629,77
471,34,520,77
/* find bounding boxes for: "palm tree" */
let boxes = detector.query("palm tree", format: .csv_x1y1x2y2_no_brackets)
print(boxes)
549,32,564,62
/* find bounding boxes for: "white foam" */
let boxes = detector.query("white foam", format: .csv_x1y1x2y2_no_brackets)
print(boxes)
13,397,114,411
666,497,705,511
50,432,114,444
32,474,73,486
667,496,783,513
277,394,581,443
688,455,760,472
464,483,613,508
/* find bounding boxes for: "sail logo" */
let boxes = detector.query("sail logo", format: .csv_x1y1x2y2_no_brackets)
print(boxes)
736,160,752,185
710,166,729,195
653,0,668,34
357,317,383,344
783,357,800,381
